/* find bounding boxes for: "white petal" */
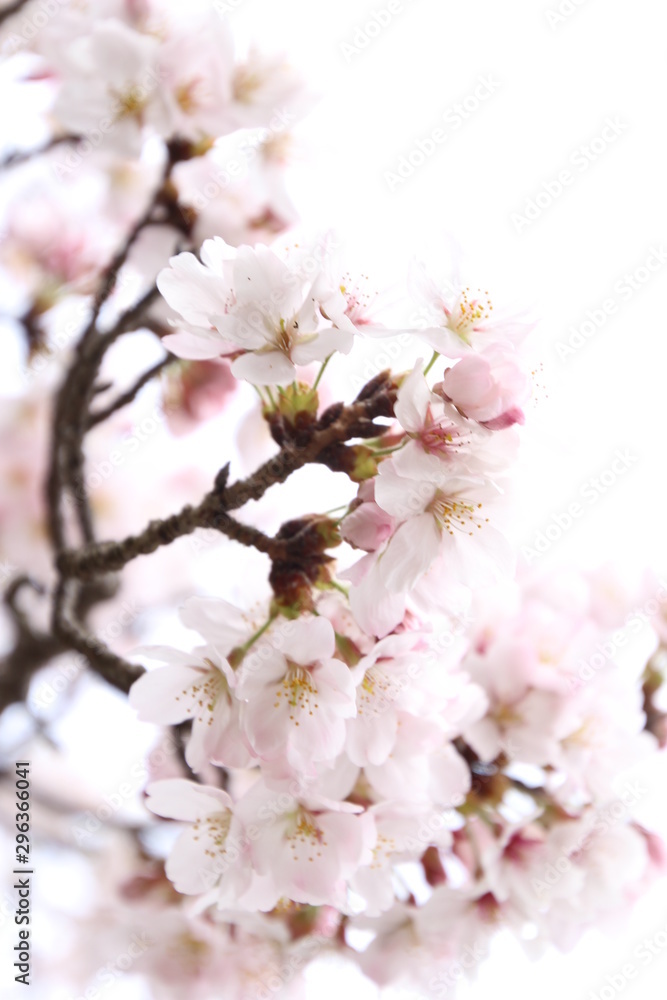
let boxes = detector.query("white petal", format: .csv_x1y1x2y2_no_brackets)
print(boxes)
157,252,229,326
162,329,225,361
281,616,336,664
180,596,250,650
394,361,430,433
129,664,200,725
145,779,232,822
231,350,296,385
292,326,354,364
380,515,441,592
374,464,434,519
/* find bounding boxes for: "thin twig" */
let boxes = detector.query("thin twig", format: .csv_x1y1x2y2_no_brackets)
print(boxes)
81,164,171,346
87,356,173,428
45,165,179,552
50,577,142,694
57,378,396,580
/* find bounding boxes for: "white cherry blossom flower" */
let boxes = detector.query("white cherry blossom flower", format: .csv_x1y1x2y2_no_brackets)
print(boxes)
371,461,510,594
157,237,354,384
237,616,357,774
236,780,376,909
129,643,253,771
408,258,532,358
54,20,172,157
145,779,252,903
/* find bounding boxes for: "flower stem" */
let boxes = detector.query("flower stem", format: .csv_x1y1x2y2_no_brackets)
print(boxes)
372,438,407,457
236,613,278,658
313,354,332,391
423,350,440,377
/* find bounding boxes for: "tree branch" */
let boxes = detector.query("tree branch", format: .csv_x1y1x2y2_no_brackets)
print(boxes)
50,578,143,695
57,375,397,580
45,162,182,553
87,355,173,428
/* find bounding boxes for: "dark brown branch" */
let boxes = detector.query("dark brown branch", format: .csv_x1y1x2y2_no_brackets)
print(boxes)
0,578,63,712
57,376,397,580
0,574,115,703
83,160,173,346
52,609,143,694
106,283,162,340
50,577,142,695
45,164,181,553
211,512,289,558
87,355,173,428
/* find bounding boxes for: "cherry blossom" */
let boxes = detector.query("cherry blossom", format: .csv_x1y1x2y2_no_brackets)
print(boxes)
53,20,171,157
346,460,511,623
157,236,354,384
145,779,252,902
439,345,529,429
408,257,532,357
129,642,252,771
1,8,665,999
235,780,376,909
236,616,357,774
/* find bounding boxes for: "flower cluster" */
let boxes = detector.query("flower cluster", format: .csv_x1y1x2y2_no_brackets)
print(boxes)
120,568,667,997
0,4,665,1000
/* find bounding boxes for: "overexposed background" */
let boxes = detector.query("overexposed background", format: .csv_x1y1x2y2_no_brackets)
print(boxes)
2,0,667,998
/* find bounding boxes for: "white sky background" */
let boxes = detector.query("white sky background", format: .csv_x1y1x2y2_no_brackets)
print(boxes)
227,0,667,579
2,0,667,998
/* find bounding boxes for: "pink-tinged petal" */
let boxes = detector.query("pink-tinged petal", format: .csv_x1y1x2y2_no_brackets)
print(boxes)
394,362,430,433
481,406,525,430
366,752,430,803
339,549,375,586
166,822,236,895
208,712,256,770
428,743,471,806
441,348,529,424
319,809,376,872
130,645,203,666
129,664,201,725
420,326,475,359
380,515,441,592
186,698,239,773
349,562,407,638
407,257,446,311
145,779,232,822
242,686,293,759
463,717,502,762
231,350,296,385
392,440,453,481
236,872,282,913
184,714,210,774
341,502,394,551
374,464,435,519
236,649,287,699
346,711,398,767
213,312,268,350
281,846,346,906
281,616,336,665
286,711,347,768
162,330,225,361
313,658,357,712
